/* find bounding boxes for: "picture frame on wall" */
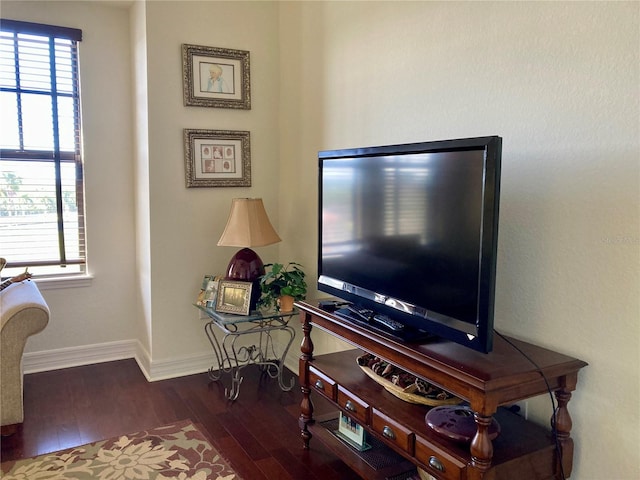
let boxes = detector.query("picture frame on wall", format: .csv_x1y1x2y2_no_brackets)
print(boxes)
182,43,250,109
184,129,251,187
215,280,253,315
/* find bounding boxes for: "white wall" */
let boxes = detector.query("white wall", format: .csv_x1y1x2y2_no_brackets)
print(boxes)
3,1,638,478
130,0,152,362
278,2,639,480
4,1,283,378
141,1,281,367
2,2,139,356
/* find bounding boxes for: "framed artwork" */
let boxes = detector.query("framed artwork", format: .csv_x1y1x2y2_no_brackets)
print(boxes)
182,43,250,109
184,129,251,188
215,280,253,315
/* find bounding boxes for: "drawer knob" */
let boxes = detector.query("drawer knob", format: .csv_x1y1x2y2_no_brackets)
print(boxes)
345,400,356,412
429,456,445,472
382,426,395,440
314,379,324,390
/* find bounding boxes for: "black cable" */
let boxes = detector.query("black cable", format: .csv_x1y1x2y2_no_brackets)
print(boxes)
495,330,567,480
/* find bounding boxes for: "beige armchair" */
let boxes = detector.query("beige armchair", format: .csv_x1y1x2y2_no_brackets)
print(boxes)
1,280,49,434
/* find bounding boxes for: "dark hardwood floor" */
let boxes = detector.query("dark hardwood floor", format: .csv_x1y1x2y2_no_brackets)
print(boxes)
0,359,362,479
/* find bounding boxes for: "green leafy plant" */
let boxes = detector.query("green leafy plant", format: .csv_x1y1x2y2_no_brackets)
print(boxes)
258,262,307,310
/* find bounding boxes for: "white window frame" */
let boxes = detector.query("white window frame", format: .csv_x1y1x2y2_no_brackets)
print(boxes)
1,19,87,283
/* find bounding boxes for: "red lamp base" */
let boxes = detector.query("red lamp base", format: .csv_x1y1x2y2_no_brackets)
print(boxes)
225,248,265,310
225,248,265,281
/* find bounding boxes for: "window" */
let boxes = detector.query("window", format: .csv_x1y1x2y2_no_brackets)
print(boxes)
0,20,85,279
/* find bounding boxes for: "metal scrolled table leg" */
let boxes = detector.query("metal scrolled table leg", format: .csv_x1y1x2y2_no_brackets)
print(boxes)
204,321,226,381
272,324,296,392
201,310,297,401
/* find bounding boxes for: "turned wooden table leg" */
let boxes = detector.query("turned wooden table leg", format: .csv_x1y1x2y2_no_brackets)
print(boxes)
470,413,494,475
553,388,575,477
299,312,315,449
299,383,313,449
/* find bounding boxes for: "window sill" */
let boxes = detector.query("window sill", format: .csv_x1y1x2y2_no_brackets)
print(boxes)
34,274,94,290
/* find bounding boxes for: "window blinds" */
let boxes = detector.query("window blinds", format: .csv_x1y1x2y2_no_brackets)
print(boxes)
0,20,85,277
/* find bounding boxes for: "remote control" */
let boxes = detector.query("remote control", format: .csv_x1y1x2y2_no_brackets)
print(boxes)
345,305,374,322
372,314,405,332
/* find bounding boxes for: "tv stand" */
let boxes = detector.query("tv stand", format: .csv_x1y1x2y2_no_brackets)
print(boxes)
297,300,587,480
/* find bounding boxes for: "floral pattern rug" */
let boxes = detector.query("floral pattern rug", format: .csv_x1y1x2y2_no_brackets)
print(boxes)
0,420,240,480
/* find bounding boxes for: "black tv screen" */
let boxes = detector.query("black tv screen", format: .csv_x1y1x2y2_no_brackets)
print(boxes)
318,136,501,353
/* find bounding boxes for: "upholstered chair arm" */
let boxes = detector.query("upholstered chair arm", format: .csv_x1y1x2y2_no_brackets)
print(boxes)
1,280,50,426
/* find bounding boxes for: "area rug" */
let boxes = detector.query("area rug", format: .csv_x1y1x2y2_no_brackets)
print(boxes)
0,420,241,480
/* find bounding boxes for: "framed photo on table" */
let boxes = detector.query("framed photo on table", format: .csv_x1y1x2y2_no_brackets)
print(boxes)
335,412,370,451
182,43,250,110
215,280,253,315
196,275,223,308
184,129,251,188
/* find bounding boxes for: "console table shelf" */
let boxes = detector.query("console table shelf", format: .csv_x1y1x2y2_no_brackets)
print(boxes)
296,301,587,480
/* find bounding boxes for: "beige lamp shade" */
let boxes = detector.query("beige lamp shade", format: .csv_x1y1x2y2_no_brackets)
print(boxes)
218,199,281,310
217,198,281,248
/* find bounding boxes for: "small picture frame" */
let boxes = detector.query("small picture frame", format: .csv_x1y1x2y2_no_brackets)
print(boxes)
182,43,250,110
196,275,223,308
335,412,370,451
215,280,253,315
184,129,250,188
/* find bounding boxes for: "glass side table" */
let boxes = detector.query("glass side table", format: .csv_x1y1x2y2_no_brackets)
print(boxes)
196,305,297,401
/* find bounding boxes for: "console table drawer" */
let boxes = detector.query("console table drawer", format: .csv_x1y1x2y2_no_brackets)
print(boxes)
308,365,337,401
415,435,466,480
337,386,370,424
371,408,414,454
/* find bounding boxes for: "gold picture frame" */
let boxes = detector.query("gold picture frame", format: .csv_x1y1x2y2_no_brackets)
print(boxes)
184,129,251,188
215,280,253,315
182,43,250,109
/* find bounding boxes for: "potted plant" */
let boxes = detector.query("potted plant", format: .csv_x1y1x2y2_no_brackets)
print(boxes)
258,262,307,312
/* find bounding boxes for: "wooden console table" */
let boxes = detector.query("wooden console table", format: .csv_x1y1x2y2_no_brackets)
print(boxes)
296,300,587,480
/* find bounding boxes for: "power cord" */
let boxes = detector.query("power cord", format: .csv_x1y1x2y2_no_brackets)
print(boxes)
494,330,567,480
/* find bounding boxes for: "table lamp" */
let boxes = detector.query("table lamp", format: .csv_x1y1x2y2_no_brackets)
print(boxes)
217,198,281,308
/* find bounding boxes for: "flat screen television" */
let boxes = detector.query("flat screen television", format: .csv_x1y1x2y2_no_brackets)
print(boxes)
318,136,502,353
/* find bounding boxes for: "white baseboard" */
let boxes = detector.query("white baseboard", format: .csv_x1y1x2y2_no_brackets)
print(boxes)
23,341,213,382
23,340,139,374
23,340,300,382
143,352,214,382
